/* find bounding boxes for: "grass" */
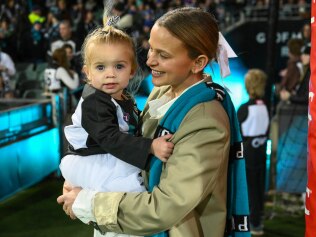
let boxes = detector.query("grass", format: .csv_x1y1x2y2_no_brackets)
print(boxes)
0,177,305,237
0,176,93,237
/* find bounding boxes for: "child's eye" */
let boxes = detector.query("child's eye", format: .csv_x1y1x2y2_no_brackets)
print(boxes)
115,64,125,70
96,65,105,71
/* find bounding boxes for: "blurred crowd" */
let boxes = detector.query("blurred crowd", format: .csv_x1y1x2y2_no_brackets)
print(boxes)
0,0,311,63
0,0,311,100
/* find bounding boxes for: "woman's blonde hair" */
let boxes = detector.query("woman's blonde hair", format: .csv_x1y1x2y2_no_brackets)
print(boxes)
81,7,141,94
156,7,219,62
245,69,267,99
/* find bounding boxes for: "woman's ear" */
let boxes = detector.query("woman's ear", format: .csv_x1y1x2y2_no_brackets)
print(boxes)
192,55,209,74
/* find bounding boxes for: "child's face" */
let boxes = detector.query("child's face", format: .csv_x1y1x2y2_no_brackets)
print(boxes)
83,42,135,100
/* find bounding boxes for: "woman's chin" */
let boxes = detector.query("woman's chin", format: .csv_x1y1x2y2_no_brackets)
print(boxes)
151,78,166,87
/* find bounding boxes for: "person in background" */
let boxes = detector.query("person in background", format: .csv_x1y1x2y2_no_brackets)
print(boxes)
76,9,99,45
0,17,16,60
49,20,80,57
62,43,82,78
28,5,45,25
136,34,151,76
58,7,250,237
278,38,304,95
0,47,16,98
20,21,47,63
44,10,61,41
280,43,310,105
111,2,133,34
49,0,72,23
44,47,79,115
237,69,269,236
45,47,79,94
59,12,174,237
61,43,83,102
300,22,311,45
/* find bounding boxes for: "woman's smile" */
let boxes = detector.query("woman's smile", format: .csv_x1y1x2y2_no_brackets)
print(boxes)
151,70,164,77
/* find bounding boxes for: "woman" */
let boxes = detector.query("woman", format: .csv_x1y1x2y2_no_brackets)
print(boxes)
44,47,79,93
58,7,250,237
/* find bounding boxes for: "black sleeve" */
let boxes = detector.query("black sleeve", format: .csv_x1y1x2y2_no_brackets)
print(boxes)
81,91,153,169
237,103,248,124
237,103,248,137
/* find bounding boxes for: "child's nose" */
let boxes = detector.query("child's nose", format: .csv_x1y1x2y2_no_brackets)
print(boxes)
105,68,116,78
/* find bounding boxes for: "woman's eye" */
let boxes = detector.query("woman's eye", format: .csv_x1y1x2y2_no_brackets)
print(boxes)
96,65,105,71
159,53,168,59
115,64,125,70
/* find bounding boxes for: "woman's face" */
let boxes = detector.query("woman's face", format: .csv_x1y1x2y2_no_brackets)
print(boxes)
147,24,198,96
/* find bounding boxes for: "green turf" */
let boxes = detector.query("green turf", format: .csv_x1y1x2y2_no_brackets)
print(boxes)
0,177,93,237
0,177,305,237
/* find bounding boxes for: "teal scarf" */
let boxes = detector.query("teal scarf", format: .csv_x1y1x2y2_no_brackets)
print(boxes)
147,82,250,237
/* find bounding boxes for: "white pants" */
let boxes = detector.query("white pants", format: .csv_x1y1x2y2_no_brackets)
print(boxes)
60,154,145,237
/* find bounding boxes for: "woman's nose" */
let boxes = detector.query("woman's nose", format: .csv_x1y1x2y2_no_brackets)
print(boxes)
146,51,157,67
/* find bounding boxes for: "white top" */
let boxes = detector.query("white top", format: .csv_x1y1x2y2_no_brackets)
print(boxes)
0,52,16,82
44,66,79,91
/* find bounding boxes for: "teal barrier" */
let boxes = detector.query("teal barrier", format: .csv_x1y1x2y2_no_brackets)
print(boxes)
0,128,60,201
0,98,61,201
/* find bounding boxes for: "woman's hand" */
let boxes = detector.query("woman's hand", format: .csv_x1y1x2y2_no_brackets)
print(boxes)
57,181,82,220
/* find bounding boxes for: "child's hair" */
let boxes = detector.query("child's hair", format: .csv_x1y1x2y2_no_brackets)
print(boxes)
244,69,267,99
52,47,73,76
81,6,142,95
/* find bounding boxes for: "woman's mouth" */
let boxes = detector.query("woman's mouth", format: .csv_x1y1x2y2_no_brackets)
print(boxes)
151,70,164,77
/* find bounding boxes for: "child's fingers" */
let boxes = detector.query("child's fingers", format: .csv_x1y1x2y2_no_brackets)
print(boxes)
161,133,173,140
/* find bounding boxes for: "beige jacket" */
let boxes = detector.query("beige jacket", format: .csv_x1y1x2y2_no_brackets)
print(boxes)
93,85,231,237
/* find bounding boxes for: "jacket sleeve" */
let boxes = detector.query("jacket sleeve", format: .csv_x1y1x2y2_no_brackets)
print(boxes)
81,91,152,169
92,101,230,235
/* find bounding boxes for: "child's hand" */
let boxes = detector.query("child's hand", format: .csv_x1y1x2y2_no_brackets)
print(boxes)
151,134,174,162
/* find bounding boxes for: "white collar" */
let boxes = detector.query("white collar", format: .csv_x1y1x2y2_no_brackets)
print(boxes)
148,79,205,119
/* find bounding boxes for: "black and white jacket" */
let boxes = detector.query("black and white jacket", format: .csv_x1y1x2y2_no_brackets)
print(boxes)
65,84,152,169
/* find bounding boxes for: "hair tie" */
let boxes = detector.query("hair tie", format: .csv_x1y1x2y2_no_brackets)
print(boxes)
216,32,237,78
107,16,120,26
